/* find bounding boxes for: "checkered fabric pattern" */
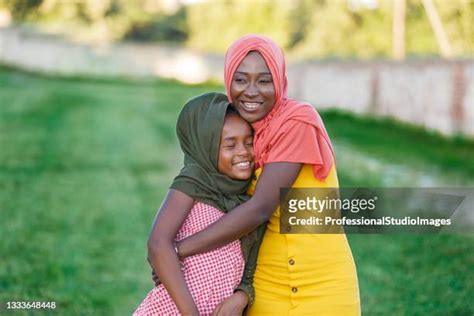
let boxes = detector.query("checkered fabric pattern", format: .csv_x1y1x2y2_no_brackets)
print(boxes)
134,202,245,316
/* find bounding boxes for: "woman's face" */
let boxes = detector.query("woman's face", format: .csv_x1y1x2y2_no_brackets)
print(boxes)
218,114,254,180
230,51,276,123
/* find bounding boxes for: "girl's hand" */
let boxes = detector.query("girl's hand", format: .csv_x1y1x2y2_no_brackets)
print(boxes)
211,291,248,316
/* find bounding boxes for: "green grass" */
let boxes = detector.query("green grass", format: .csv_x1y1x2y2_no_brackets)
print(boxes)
0,67,472,315
322,110,474,179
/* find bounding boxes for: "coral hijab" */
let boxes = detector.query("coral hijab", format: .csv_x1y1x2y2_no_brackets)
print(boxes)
224,34,335,180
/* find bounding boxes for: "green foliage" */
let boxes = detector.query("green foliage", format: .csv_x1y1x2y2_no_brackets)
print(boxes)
184,0,474,58
123,7,188,43
291,0,393,59
3,0,167,42
0,0,43,20
405,0,439,56
273,0,474,59
185,0,293,52
434,0,474,56
1,0,473,57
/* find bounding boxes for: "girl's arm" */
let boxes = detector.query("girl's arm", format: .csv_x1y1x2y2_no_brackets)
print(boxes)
147,189,199,316
177,162,302,258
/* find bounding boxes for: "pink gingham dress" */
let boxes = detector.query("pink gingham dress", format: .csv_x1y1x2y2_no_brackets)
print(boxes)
133,202,245,316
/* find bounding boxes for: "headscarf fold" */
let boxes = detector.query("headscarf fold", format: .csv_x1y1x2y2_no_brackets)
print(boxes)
224,34,335,179
170,92,250,212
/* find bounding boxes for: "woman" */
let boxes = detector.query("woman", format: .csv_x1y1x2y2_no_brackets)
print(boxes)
176,35,360,315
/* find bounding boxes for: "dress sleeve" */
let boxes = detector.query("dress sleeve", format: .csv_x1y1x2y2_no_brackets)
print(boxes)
264,120,325,166
234,222,267,306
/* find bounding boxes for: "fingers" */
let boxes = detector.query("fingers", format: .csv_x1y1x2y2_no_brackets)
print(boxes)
151,270,161,286
153,277,162,286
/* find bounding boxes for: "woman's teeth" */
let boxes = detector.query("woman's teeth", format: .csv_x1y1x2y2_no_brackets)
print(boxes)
242,102,261,110
235,161,250,168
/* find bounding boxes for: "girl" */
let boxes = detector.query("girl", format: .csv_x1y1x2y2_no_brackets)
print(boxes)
175,35,361,316
134,92,262,315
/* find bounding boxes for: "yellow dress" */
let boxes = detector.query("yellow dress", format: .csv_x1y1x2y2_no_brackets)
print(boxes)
246,164,360,316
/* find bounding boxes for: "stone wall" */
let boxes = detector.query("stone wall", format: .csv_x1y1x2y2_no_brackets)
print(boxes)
288,60,473,136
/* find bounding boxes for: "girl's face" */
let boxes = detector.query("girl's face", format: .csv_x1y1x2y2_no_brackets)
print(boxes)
230,51,276,123
218,114,254,180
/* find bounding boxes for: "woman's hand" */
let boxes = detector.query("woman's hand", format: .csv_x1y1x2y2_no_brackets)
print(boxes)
151,269,161,286
211,291,248,316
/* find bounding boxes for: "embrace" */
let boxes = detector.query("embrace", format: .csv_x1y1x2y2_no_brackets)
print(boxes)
134,35,360,316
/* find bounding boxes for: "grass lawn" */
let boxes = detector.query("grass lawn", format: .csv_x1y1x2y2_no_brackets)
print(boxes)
1,67,473,315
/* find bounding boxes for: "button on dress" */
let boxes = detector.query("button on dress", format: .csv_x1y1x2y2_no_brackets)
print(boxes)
247,166,360,316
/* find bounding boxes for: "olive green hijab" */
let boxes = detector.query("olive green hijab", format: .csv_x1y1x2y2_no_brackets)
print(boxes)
170,92,251,212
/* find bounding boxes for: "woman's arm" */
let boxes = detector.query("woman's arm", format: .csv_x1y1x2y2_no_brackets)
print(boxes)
211,221,267,315
147,189,199,316
234,222,266,304
177,162,302,258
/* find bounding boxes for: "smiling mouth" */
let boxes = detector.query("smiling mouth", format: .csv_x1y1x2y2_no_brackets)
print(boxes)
240,101,263,112
233,161,252,169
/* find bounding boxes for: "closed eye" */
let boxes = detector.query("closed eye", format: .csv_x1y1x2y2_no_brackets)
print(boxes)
223,142,236,148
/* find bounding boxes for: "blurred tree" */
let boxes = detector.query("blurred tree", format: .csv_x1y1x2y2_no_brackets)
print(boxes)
0,0,179,42
291,0,392,59
185,0,293,52
123,6,187,43
287,0,316,49
435,0,474,56
32,0,156,42
0,0,472,57
287,0,473,59
0,0,43,20
404,0,473,57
